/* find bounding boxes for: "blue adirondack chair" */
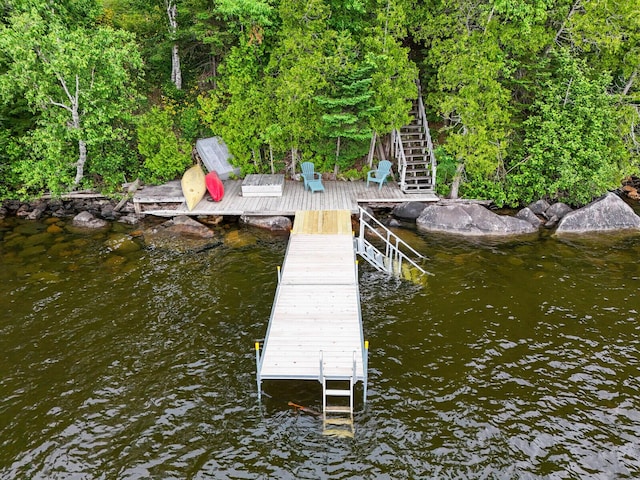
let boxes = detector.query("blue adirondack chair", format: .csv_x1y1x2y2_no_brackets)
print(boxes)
300,162,324,193
367,160,392,190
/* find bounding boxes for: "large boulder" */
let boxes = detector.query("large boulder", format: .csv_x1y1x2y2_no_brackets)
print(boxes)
416,203,538,236
142,215,219,252
72,211,109,229
546,202,572,220
527,199,550,216
555,193,640,233
162,215,215,238
240,215,292,231
516,207,544,228
392,202,428,221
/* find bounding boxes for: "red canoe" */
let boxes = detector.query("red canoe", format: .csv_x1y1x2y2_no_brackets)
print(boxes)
205,171,224,202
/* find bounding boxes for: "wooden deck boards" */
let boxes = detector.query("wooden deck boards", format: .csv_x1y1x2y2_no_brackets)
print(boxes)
258,211,365,382
135,179,438,217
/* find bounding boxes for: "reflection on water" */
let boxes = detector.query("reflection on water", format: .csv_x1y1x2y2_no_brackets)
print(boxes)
1,215,639,478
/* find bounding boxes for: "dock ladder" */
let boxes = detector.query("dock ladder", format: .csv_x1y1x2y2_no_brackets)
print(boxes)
320,350,357,437
355,206,432,283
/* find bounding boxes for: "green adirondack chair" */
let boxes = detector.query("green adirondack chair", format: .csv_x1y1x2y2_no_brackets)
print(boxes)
301,162,324,193
367,160,392,190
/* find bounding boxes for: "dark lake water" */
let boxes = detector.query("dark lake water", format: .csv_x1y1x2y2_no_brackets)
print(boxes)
1,210,639,479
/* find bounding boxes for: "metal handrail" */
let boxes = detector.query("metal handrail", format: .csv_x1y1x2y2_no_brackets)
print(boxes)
357,206,432,277
416,81,437,183
392,129,408,191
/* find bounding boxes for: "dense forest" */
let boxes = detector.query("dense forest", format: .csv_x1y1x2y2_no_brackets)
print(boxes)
0,0,638,206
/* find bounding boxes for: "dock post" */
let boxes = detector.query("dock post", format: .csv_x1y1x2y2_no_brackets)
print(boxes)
255,342,261,400
277,265,281,283
363,340,369,405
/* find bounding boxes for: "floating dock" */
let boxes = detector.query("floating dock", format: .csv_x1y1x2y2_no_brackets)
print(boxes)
255,210,368,435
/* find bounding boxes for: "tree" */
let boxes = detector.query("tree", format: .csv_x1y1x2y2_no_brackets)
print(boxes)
315,47,381,172
508,50,631,205
137,105,192,182
0,11,143,195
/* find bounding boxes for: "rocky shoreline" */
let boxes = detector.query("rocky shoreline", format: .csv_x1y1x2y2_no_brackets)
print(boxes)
2,188,640,238
390,192,640,236
0,196,140,225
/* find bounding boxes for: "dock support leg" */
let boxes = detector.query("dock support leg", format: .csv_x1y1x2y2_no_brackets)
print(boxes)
363,340,369,406
255,342,262,401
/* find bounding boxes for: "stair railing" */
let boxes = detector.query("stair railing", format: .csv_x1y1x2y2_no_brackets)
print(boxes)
356,206,431,278
391,129,408,191
416,81,437,185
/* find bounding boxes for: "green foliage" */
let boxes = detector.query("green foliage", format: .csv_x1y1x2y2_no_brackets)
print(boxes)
0,0,636,205
314,48,380,168
137,106,192,183
433,146,456,198
428,30,512,182
0,11,143,196
15,126,77,196
0,128,21,199
507,50,631,206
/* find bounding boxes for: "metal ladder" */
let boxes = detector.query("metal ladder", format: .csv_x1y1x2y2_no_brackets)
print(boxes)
320,351,356,437
355,206,432,283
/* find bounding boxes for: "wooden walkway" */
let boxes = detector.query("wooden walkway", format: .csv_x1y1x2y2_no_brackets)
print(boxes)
134,178,438,217
256,210,366,386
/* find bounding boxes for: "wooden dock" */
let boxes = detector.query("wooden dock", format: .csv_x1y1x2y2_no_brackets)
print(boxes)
134,178,438,217
256,210,366,388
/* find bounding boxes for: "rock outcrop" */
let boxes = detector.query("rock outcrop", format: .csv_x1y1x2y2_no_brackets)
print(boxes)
72,211,110,229
416,203,537,236
555,193,640,234
392,202,427,221
240,215,292,232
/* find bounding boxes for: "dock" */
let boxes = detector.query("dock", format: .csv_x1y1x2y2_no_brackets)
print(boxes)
133,178,438,217
255,210,367,435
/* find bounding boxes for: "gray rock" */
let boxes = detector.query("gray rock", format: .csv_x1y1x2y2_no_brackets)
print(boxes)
142,215,219,252
105,233,141,254
544,215,559,229
72,211,109,229
165,215,215,238
556,193,640,233
101,204,117,220
516,207,544,227
528,199,550,216
392,202,427,221
546,202,572,219
16,204,31,218
118,214,140,225
386,218,402,228
240,215,292,232
27,201,48,221
416,203,538,236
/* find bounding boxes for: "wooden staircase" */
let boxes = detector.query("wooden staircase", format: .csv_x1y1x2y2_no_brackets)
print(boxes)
392,82,437,194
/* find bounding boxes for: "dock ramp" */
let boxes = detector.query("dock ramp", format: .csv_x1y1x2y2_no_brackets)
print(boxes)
255,210,368,436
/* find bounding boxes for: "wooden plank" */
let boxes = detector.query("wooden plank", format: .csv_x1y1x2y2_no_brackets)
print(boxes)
259,211,365,382
136,179,438,217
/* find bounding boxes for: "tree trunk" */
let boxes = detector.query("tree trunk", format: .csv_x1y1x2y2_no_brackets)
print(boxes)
290,147,297,178
171,44,182,90
545,0,581,54
269,143,274,174
166,0,182,90
74,139,87,186
449,162,465,199
334,136,341,175
623,70,637,96
367,131,377,168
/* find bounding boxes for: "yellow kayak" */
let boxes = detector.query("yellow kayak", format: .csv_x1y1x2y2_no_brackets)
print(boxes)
181,165,206,211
